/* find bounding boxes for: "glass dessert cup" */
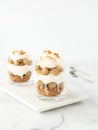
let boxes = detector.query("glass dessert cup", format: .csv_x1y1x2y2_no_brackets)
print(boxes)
8,50,33,86
34,50,65,101
9,80,34,87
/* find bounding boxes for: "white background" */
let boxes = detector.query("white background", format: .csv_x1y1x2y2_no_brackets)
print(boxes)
0,0,98,62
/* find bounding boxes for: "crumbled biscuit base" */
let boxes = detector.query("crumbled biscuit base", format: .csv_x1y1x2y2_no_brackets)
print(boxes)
36,80,64,96
37,80,45,86
8,71,31,82
48,82,57,90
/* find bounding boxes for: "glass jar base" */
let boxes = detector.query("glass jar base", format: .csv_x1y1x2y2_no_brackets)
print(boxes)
36,91,66,101
9,79,34,87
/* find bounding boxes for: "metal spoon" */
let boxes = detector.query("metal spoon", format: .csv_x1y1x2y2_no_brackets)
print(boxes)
69,70,93,83
69,66,90,76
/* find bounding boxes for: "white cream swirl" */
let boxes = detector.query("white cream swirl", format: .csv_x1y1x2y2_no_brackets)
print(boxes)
9,53,31,62
8,64,32,77
34,72,65,84
38,51,64,68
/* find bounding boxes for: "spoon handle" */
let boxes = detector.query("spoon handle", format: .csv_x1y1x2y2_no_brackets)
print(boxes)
77,74,93,83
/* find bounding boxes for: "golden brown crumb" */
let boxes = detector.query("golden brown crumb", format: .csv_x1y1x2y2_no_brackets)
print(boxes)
40,68,49,75
35,65,41,71
48,82,57,90
12,50,26,55
53,52,59,58
35,65,63,75
8,59,13,64
14,60,19,66
23,58,28,65
44,50,52,54
56,66,63,72
9,58,32,66
19,50,26,55
50,68,60,76
37,80,45,86
44,50,59,58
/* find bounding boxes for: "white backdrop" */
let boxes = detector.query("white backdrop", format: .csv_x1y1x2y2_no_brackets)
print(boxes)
0,0,98,62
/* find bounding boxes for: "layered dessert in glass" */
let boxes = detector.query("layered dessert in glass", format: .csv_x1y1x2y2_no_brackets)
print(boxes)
34,50,65,98
8,50,32,83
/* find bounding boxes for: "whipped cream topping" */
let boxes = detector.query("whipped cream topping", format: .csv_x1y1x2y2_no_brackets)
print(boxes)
34,72,65,84
9,50,31,62
8,64,32,77
37,50,64,68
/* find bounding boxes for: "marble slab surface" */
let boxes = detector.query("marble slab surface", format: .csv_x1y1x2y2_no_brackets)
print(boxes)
0,60,98,130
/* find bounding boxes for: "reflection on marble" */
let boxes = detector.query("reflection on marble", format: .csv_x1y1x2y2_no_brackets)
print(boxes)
0,62,98,130
50,114,64,130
